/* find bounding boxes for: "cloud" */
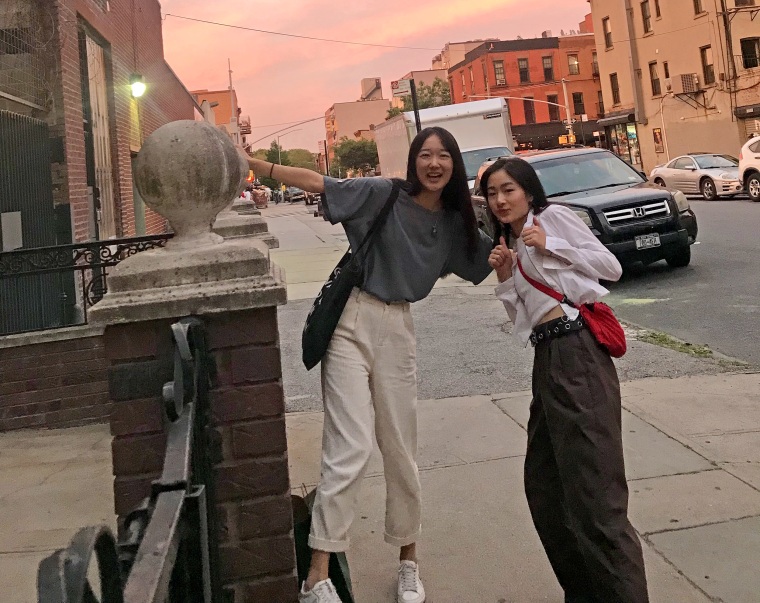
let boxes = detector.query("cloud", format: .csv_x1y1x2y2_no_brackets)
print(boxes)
161,0,592,151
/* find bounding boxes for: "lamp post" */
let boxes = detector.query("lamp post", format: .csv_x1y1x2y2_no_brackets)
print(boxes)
659,93,674,161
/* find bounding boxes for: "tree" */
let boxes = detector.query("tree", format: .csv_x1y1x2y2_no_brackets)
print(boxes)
333,137,378,176
287,148,319,172
259,140,290,189
386,77,452,120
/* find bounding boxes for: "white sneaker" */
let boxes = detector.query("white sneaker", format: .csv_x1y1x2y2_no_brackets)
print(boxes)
397,560,426,603
299,578,342,603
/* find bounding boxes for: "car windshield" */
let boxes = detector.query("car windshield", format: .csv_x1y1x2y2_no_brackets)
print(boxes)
463,147,512,181
532,152,644,197
694,155,738,169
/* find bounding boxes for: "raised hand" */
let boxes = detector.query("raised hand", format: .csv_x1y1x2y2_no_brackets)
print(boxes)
489,236,517,283
521,215,548,254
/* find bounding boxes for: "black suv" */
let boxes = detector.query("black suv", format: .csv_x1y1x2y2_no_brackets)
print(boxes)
472,148,698,268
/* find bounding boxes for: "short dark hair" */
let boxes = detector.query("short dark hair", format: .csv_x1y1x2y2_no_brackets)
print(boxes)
405,127,478,258
480,156,549,245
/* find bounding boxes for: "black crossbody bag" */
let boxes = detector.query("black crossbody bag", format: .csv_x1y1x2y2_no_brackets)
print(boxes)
301,180,402,370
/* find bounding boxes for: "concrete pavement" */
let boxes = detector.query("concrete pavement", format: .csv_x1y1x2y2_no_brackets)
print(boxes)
5,373,759,602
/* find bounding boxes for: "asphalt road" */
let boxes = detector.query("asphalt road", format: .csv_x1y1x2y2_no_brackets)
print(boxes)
607,197,760,365
270,197,756,413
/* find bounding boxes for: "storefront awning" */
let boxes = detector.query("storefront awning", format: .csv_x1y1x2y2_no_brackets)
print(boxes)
596,112,636,127
735,103,760,119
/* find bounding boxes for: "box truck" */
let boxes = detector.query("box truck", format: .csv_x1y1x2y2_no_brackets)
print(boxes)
374,98,515,190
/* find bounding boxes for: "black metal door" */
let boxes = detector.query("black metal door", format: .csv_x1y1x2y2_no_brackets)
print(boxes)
0,110,64,334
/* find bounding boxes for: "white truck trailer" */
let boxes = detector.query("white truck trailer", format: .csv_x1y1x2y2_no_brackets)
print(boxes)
374,98,515,190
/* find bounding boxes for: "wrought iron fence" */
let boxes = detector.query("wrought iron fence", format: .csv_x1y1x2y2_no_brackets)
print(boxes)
0,234,172,335
37,317,223,603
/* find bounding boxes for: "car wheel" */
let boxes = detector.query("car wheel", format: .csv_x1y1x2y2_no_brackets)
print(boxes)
665,246,691,268
654,178,666,187
748,173,760,202
700,178,717,201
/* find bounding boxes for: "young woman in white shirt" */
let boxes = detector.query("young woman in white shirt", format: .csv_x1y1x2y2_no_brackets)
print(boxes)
484,157,649,603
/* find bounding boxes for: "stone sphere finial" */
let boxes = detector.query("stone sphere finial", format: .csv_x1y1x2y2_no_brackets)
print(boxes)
134,120,248,247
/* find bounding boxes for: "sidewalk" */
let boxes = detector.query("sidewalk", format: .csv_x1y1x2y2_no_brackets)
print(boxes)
287,372,760,603
2,372,758,602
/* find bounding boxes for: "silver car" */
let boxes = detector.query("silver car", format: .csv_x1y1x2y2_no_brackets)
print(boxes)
649,153,743,200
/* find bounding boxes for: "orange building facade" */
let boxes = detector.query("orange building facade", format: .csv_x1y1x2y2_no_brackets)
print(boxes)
448,35,604,150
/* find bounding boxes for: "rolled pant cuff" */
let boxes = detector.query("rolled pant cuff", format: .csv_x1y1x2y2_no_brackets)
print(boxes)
384,529,421,547
308,534,349,553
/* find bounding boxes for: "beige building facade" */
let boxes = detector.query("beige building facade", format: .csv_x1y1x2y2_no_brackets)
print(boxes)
390,68,449,109
590,0,760,173
324,98,390,161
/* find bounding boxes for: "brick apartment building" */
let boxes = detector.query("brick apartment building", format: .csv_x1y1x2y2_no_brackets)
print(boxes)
448,32,604,150
0,0,197,251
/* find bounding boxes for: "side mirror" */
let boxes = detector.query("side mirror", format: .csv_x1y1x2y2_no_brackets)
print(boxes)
638,170,648,180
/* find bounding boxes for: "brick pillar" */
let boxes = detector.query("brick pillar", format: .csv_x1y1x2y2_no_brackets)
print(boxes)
90,120,297,602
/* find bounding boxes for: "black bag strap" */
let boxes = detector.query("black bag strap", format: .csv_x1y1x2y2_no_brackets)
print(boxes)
352,180,401,262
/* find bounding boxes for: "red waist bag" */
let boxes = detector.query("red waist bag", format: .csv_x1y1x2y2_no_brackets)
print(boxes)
516,258,627,358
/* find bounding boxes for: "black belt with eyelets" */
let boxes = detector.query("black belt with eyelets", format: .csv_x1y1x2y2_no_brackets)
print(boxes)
530,315,586,347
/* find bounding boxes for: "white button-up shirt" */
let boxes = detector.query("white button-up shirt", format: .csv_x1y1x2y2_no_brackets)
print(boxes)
495,204,623,345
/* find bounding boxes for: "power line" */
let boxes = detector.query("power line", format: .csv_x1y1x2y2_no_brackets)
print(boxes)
250,118,323,129
163,13,438,51
248,116,326,146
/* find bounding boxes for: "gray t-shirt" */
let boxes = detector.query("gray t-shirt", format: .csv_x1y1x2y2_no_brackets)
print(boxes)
322,176,493,303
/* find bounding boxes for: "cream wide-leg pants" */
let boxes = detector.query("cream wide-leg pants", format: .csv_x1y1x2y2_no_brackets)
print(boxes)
308,288,422,553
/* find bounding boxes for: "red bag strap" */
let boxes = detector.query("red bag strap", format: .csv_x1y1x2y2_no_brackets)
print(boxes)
515,257,571,305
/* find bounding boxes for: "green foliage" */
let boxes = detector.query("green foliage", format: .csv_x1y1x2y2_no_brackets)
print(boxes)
287,148,319,171
258,141,290,189
333,137,378,176
386,77,452,120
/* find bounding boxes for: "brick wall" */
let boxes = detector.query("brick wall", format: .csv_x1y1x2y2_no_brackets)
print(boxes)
50,0,195,241
0,327,109,431
104,309,298,602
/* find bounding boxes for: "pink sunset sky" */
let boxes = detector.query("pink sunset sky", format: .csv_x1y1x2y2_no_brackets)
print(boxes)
160,0,592,153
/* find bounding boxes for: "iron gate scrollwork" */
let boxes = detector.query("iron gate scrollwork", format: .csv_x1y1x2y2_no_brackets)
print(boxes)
37,317,222,603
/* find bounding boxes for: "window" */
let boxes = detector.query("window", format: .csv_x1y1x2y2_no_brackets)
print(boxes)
654,0,661,17
482,61,489,89
567,54,580,75
468,66,475,93
523,98,536,124
543,56,554,82
693,0,703,14
649,62,661,95
572,92,585,116
641,1,652,33
598,90,605,116
592,52,599,75
663,61,670,79
494,60,506,85
603,17,613,48
547,94,561,121
740,38,760,69
610,72,621,104
674,157,696,170
701,45,715,85
460,71,466,95
518,58,530,83
735,0,755,6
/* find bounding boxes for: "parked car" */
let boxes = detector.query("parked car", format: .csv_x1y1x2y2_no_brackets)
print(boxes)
472,148,698,268
739,135,760,202
304,191,319,206
285,186,307,204
649,153,742,200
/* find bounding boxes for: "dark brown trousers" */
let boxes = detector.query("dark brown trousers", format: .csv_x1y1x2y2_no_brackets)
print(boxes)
526,328,649,603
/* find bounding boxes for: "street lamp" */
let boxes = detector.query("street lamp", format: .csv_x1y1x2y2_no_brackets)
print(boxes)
659,93,674,161
130,73,146,98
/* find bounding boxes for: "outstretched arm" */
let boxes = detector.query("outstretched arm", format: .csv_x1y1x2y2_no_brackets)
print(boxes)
245,155,325,194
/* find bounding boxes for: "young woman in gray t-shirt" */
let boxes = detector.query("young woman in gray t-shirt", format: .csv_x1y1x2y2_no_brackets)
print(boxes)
244,127,493,603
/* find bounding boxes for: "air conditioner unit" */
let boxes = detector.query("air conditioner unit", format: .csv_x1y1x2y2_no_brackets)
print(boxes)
496,79,506,86
670,73,701,94
664,78,672,92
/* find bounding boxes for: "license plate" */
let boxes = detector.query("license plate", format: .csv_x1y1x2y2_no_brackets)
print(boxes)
635,233,661,250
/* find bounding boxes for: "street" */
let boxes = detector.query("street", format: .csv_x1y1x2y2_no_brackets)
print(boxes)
265,197,758,413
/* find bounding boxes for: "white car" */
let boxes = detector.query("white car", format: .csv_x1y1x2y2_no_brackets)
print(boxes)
739,136,760,202
649,153,743,200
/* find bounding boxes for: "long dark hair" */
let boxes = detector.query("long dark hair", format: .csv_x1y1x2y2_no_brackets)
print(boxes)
480,156,549,246
405,127,478,258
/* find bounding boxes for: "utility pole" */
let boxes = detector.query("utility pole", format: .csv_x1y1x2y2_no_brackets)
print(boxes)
228,58,238,145
410,79,422,134
561,78,574,137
